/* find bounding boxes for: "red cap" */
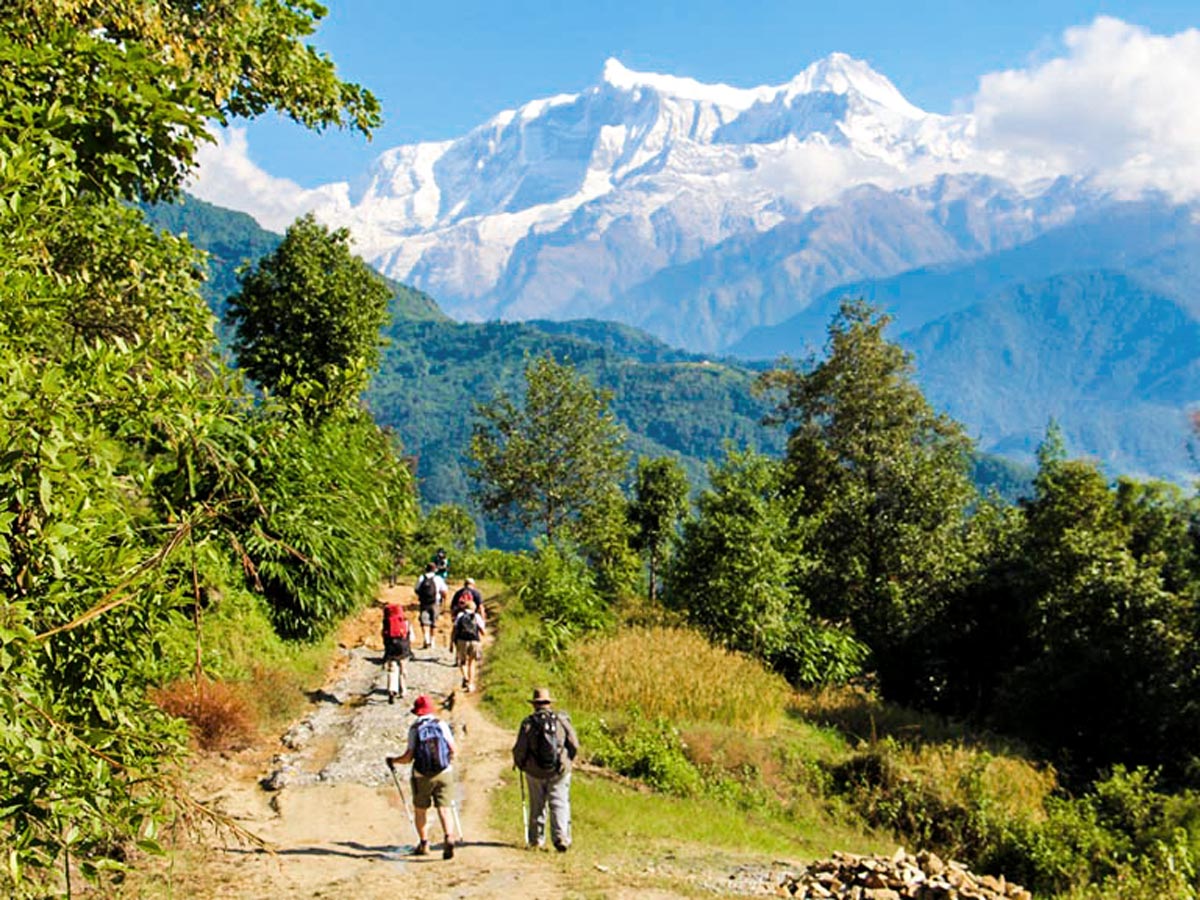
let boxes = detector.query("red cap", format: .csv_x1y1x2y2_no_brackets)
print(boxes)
411,694,435,716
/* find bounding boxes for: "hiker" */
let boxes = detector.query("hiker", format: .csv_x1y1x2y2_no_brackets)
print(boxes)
432,547,450,579
380,600,412,704
414,563,448,649
386,694,459,858
512,688,579,852
452,600,486,692
450,577,484,620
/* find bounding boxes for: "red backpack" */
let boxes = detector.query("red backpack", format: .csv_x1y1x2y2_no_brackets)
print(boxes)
383,603,409,639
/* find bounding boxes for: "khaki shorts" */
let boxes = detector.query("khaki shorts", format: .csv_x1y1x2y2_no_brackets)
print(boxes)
455,639,482,665
418,604,439,627
410,767,453,809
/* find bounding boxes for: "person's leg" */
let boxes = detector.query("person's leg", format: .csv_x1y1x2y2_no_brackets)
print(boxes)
526,774,549,847
456,641,469,687
411,775,432,853
547,769,572,851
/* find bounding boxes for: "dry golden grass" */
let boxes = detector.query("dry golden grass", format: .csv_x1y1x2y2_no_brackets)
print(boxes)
568,626,791,736
150,677,255,751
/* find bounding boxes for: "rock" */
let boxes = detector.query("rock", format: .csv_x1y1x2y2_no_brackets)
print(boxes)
778,850,1028,900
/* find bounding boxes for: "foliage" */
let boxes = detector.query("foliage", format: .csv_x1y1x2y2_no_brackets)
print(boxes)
232,408,416,641
515,540,613,658
0,2,396,890
628,455,690,602
470,352,630,543
757,298,977,694
410,503,478,569
149,678,255,751
588,709,704,797
227,213,391,419
666,448,867,686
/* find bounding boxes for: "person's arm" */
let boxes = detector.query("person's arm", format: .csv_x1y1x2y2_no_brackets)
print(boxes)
560,714,580,760
512,719,528,768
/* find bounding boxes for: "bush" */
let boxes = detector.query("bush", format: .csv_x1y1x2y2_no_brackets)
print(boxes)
587,708,704,797
150,678,255,751
516,540,612,657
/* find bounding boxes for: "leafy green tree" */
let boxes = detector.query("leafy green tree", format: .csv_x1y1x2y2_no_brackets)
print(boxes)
0,2,388,890
758,298,976,686
666,449,866,685
629,456,690,602
469,353,630,544
226,213,391,419
994,432,1200,781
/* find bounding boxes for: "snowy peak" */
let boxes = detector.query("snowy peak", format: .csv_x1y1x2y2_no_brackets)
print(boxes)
785,52,923,118
598,57,764,109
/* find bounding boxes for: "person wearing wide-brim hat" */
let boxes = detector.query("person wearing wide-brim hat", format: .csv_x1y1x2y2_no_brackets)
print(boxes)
387,694,459,858
512,687,580,852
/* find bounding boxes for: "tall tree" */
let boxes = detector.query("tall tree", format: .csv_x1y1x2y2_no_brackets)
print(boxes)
469,353,629,544
226,213,391,419
629,456,690,602
758,299,976,682
666,449,866,685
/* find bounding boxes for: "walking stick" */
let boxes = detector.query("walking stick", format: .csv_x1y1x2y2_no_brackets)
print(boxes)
387,760,419,843
517,767,528,845
451,798,465,844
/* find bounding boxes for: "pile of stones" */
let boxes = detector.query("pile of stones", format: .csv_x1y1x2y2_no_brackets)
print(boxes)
779,849,1031,900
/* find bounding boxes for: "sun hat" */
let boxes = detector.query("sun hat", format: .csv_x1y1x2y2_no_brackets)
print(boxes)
411,694,435,716
530,687,553,705
465,577,475,585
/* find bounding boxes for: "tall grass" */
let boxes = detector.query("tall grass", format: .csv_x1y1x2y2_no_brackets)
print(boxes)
568,626,790,736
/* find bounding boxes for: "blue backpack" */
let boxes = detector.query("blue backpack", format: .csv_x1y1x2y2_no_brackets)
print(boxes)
413,717,450,775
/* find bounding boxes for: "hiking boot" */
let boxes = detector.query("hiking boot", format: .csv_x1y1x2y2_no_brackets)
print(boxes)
442,840,455,860
388,691,395,705
554,841,569,853
461,678,469,689
411,840,429,856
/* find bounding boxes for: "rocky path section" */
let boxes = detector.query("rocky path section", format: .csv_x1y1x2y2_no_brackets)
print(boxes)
185,584,567,899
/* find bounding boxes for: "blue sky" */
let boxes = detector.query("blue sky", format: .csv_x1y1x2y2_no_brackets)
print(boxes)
239,0,1200,188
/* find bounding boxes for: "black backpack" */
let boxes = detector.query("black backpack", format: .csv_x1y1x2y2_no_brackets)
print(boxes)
412,717,450,775
525,710,562,774
454,612,480,642
416,575,438,605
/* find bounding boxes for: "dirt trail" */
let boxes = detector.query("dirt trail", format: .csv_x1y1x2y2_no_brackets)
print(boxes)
183,583,569,899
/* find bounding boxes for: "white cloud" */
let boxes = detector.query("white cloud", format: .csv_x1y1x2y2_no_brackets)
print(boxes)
187,127,351,233
972,16,1200,198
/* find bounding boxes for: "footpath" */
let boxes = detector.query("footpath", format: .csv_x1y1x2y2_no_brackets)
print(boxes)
181,582,567,899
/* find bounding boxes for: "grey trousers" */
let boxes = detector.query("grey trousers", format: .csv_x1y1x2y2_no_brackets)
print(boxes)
525,768,571,848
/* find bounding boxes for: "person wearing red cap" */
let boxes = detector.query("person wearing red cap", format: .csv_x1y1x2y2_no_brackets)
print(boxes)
386,694,459,858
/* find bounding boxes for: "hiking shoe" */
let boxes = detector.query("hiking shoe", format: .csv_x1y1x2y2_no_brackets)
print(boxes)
412,841,429,856
554,841,569,853
461,678,469,688
442,840,455,860
388,691,395,705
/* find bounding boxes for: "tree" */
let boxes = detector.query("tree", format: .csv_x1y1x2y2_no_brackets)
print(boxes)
629,456,690,602
757,299,976,686
665,449,866,685
226,213,391,419
469,353,630,544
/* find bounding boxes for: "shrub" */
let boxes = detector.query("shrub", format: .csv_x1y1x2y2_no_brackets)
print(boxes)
516,540,612,657
150,678,255,751
587,708,703,797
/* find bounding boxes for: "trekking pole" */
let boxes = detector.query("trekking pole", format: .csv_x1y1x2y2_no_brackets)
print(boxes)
517,767,528,845
451,798,465,844
387,760,419,843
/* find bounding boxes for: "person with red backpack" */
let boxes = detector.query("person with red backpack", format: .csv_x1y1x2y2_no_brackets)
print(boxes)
380,601,412,704
387,694,459,858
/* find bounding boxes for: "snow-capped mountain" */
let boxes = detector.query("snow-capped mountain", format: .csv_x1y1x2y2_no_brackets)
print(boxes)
321,54,1025,348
